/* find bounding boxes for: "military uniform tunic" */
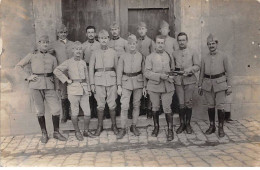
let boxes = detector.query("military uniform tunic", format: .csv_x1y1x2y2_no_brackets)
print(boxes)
54,57,91,116
198,51,232,109
82,40,100,65
108,37,128,57
144,51,175,113
16,52,60,116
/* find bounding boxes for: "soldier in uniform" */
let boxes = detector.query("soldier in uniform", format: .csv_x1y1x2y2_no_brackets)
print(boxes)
89,30,119,136
54,41,95,141
173,32,200,134
159,20,180,118
136,21,155,118
82,25,100,119
108,21,129,118
198,34,232,137
144,35,175,141
51,24,74,123
15,35,67,143
116,34,147,139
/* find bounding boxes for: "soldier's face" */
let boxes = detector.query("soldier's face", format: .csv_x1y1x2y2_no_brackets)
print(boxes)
99,36,109,46
73,47,83,57
38,40,49,51
177,35,188,49
207,41,218,52
111,28,120,37
138,27,147,36
86,29,95,40
155,38,165,51
128,41,137,51
57,30,68,40
160,27,170,36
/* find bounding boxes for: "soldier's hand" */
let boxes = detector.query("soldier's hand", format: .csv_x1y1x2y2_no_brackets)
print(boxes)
226,87,232,96
167,76,175,83
160,74,169,80
27,75,38,82
117,85,122,96
91,85,96,94
67,79,72,84
142,87,147,97
198,87,203,96
56,89,61,98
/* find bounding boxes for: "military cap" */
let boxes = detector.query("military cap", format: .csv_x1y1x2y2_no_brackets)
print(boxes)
110,21,120,29
207,33,218,43
56,24,68,32
38,35,49,42
160,20,169,29
98,29,109,37
127,34,137,43
72,41,82,49
137,22,147,28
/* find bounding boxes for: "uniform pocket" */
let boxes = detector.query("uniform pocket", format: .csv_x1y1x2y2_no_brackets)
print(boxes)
216,76,227,83
149,79,160,85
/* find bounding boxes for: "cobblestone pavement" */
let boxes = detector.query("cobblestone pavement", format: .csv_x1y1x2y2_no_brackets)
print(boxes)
1,119,259,167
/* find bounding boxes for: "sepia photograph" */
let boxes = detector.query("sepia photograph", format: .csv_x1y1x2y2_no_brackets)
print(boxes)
0,0,260,167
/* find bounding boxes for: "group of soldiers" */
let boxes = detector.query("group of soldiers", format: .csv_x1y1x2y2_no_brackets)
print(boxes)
15,20,232,144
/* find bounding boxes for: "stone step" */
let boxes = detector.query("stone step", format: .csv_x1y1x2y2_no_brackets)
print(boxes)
60,113,180,131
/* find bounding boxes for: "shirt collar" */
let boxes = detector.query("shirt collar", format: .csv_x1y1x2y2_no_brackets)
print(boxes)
88,39,94,43
139,36,146,41
112,36,120,40
59,39,67,44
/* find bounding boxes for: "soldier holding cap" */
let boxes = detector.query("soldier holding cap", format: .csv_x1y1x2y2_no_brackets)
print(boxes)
16,35,67,143
54,41,94,141
198,33,232,137
52,24,75,123
89,29,119,136
173,32,200,134
136,21,155,118
116,34,147,139
144,35,175,141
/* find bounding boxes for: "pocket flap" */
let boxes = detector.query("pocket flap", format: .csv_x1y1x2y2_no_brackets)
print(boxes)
149,80,160,85
216,76,227,83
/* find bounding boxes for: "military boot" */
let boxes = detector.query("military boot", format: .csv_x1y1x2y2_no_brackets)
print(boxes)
151,111,160,137
130,125,140,136
94,110,104,136
165,113,174,141
52,115,67,141
185,108,193,134
205,108,216,135
218,109,225,137
38,116,49,143
71,116,83,141
176,108,186,134
110,109,119,135
83,116,95,138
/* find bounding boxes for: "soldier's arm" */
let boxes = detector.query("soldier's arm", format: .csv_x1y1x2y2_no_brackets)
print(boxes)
53,60,69,84
117,56,124,86
89,52,96,85
170,52,175,71
224,55,232,87
198,57,205,87
173,39,179,51
191,50,201,73
144,54,161,82
53,58,60,90
84,62,91,92
15,53,33,81
141,55,147,87
114,51,119,72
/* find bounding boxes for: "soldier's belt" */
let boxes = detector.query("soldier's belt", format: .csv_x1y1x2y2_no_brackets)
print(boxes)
95,67,115,72
72,79,86,83
33,73,53,77
204,72,225,79
167,71,193,77
123,71,142,77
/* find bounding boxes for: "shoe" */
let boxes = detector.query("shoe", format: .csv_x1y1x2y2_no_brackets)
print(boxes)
176,108,186,134
185,108,193,134
41,131,49,143
218,110,225,138
117,129,126,139
130,125,140,136
83,130,95,138
167,129,174,141
75,131,83,141
205,125,216,135
111,124,119,135
94,110,104,136
38,116,49,143
205,108,216,135
110,109,119,135
52,115,67,141
151,111,159,137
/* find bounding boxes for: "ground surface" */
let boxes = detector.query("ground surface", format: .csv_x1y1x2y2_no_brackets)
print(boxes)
1,119,259,167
